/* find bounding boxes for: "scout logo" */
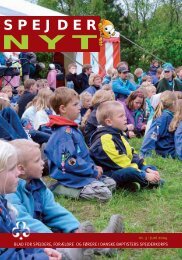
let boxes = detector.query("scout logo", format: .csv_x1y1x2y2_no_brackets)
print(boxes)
12,221,30,240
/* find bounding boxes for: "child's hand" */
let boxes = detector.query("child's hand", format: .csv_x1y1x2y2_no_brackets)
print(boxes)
127,124,134,131
146,168,160,176
141,124,146,130
145,172,160,183
96,165,103,179
44,248,62,260
128,131,136,138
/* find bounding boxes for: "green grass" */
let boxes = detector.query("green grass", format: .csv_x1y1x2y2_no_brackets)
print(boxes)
54,138,182,259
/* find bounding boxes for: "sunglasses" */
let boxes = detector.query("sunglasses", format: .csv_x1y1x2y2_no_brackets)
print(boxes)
164,71,171,73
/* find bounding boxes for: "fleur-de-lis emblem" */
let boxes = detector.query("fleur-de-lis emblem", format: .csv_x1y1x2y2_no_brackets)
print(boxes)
12,221,30,240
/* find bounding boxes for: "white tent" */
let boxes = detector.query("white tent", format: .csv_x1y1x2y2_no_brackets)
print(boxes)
0,0,66,16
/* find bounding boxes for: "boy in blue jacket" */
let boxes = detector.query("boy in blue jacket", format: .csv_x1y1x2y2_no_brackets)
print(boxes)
0,140,61,260
44,87,116,201
7,139,80,234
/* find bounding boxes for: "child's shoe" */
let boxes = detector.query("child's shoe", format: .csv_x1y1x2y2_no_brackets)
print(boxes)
94,214,124,257
102,214,124,233
62,248,94,260
124,182,141,192
78,221,95,233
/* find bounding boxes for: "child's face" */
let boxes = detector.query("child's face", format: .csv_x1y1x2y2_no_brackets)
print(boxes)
177,69,182,79
153,61,159,67
106,107,127,131
61,97,81,121
82,97,92,109
136,71,142,78
69,66,77,74
132,96,143,110
0,154,21,194
148,89,156,98
30,83,38,94
5,89,13,98
22,148,44,182
93,77,102,87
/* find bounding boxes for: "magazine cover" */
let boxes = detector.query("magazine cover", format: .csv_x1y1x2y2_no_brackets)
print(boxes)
0,0,182,259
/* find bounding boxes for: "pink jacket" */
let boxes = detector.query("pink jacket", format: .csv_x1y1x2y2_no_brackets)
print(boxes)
47,69,57,89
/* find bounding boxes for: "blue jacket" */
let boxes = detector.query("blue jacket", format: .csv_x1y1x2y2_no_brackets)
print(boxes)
6,179,79,233
0,195,48,260
84,85,100,96
102,75,111,85
0,107,27,141
175,121,182,160
112,77,136,100
140,110,175,158
45,115,98,188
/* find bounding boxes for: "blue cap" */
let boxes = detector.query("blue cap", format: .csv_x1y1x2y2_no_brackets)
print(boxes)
162,63,174,71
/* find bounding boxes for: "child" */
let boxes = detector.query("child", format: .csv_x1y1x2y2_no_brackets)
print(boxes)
145,84,157,120
65,63,81,94
47,64,57,90
85,73,102,96
80,91,92,118
89,101,163,190
121,91,146,137
0,140,61,259
45,87,116,201
7,139,81,233
33,88,54,131
84,89,115,146
140,91,177,158
102,67,118,85
134,68,143,86
169,99,182,160
17,78,37,118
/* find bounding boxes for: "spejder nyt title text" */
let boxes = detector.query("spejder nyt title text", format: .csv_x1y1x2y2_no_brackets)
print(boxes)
0,16,100,52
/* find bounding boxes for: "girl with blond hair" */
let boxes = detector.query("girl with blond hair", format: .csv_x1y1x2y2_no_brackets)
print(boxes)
140,90,177,158
21,88,54,144
169,99,182,160
33,88,54,131
85,73,102,96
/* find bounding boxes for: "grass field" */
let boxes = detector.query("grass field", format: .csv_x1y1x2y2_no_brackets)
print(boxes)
55,138,182,259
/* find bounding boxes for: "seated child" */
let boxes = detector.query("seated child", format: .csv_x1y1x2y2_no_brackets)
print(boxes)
80,91,92,118
0,140,61,260
90,101,163,190
7,139,80,234
45,87,116,201
84,89,114,146
145,84,157,121
140,91,177,158
169,99,182,160
134,68,143,86
7,139,124,258
121,91,146,137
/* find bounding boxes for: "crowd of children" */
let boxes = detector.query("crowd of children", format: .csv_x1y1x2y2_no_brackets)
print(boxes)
0,55,181,259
